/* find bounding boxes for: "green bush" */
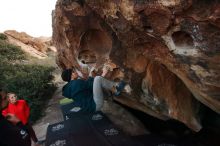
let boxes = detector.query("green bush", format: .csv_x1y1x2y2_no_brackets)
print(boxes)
0,39,56,122
2,64,56,122
0,33,7,40
0,40,26,61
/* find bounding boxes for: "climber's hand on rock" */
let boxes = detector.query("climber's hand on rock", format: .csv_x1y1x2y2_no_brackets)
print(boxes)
101,66,109,77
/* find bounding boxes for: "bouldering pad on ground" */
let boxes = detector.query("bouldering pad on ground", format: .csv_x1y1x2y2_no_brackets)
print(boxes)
47,103,199,146
46,111,141,146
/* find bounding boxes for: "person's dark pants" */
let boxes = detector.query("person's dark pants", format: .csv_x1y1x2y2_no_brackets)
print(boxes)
26,123,38,143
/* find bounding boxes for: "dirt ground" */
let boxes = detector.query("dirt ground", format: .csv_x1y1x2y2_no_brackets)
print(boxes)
32,69,65,145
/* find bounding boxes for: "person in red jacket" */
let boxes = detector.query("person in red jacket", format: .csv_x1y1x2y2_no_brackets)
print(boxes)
2,92,40,146
0,89,31,146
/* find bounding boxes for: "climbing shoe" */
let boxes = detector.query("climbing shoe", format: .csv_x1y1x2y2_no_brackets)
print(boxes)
114,81,126,96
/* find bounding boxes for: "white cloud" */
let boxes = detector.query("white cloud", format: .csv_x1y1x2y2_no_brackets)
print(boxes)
0,0,57,37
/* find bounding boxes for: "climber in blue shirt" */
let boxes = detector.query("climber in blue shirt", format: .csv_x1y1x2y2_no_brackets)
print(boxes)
61,67,126,113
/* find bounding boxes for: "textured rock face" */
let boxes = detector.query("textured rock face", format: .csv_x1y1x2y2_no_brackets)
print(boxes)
4,30,55,53
53,0,220,131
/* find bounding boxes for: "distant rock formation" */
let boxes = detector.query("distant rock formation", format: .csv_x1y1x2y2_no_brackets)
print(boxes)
4,30,56,59
52,0,220,132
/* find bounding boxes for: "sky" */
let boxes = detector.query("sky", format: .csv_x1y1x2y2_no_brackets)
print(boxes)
0,0,57,37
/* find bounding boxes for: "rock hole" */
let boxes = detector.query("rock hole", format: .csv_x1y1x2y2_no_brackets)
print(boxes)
140,12,154,33
144,26,154,33
78,50,97,65
172,31,194,47
78,29,112,67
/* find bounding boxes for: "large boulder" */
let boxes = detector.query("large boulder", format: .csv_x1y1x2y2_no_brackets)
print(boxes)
52,0,220,132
